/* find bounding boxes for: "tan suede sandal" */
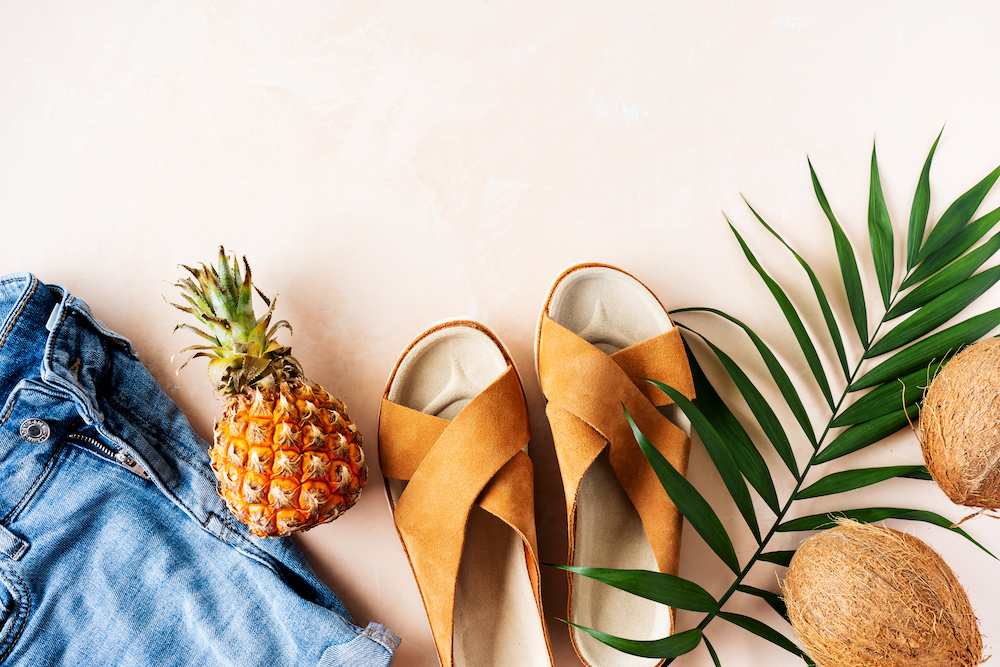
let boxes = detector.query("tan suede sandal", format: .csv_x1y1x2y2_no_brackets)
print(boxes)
535,264,695,667
379,320,554,667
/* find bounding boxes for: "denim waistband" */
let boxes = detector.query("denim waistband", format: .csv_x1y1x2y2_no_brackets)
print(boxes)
0,273,259,556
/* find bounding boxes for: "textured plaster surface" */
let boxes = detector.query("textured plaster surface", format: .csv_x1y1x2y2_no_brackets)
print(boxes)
2,2,1000,665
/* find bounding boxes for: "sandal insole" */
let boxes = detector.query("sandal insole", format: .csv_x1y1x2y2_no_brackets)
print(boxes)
455,507,548,667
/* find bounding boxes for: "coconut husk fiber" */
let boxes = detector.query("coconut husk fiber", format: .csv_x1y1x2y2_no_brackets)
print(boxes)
919,338,1000,509
782,520,982,667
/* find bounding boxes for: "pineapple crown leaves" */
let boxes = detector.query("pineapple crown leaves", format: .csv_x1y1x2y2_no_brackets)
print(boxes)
169,246,302,394
565,130,1000,666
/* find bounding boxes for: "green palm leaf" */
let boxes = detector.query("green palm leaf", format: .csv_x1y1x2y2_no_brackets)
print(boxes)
869,143,895,307
672,307,816,446
684,329,797,487
889,230,1000,319
814,404,919,464
553,566,718,612
728,220,835,408
831,361,943,426
901,205,1000,290
866,266,1000,358
810,158,869,345
718,612,806,659
639,382,762,543
625,408,741,574
917,164,1000,262
737,585,788,620
906,128,942,269
684,340,787,506
589,137,1000,666
851,307,1000,390
776,508,996,558
566,623,703,659
759,551,795,567
744,198,851,379
703,637,723,667
795,465,930,500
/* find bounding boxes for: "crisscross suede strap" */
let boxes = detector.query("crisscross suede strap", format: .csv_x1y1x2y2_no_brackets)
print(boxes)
539,314,694,575
378,366,537,666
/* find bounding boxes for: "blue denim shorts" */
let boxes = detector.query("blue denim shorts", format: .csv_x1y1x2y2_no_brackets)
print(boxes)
0,274,399,666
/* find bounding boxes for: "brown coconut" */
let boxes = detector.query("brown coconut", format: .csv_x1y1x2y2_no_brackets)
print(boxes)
782,520,982,667
919,338,1000,509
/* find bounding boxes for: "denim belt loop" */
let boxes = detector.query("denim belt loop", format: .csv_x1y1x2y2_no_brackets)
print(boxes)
43,296,63,334
0,523,28,561
41,293,103,426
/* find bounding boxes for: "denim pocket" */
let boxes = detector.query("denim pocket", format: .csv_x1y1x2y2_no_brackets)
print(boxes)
0,581,10,634
0,567,28,663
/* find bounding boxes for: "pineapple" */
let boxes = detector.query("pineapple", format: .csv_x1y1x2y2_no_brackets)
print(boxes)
171,247,367,537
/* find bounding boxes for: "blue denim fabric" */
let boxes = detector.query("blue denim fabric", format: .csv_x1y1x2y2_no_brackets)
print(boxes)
0,274,399,667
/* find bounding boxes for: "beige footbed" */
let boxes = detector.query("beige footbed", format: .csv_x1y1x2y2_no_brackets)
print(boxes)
546,266,690,667
386,322,550,667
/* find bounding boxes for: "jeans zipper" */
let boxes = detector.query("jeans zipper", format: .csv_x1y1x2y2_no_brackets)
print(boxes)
65,433,150,480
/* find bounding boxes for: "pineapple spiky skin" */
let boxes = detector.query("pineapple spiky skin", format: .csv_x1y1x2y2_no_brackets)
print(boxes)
212,378,367,537
172,247,367,537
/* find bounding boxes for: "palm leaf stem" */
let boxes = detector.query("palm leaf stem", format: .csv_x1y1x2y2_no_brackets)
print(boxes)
684,453,817,641
676,265,930,649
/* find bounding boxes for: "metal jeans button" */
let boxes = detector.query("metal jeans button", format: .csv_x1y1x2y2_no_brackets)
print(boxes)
19,418,50,443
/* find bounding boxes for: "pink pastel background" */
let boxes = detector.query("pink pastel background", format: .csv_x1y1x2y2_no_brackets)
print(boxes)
2,2,1000,665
